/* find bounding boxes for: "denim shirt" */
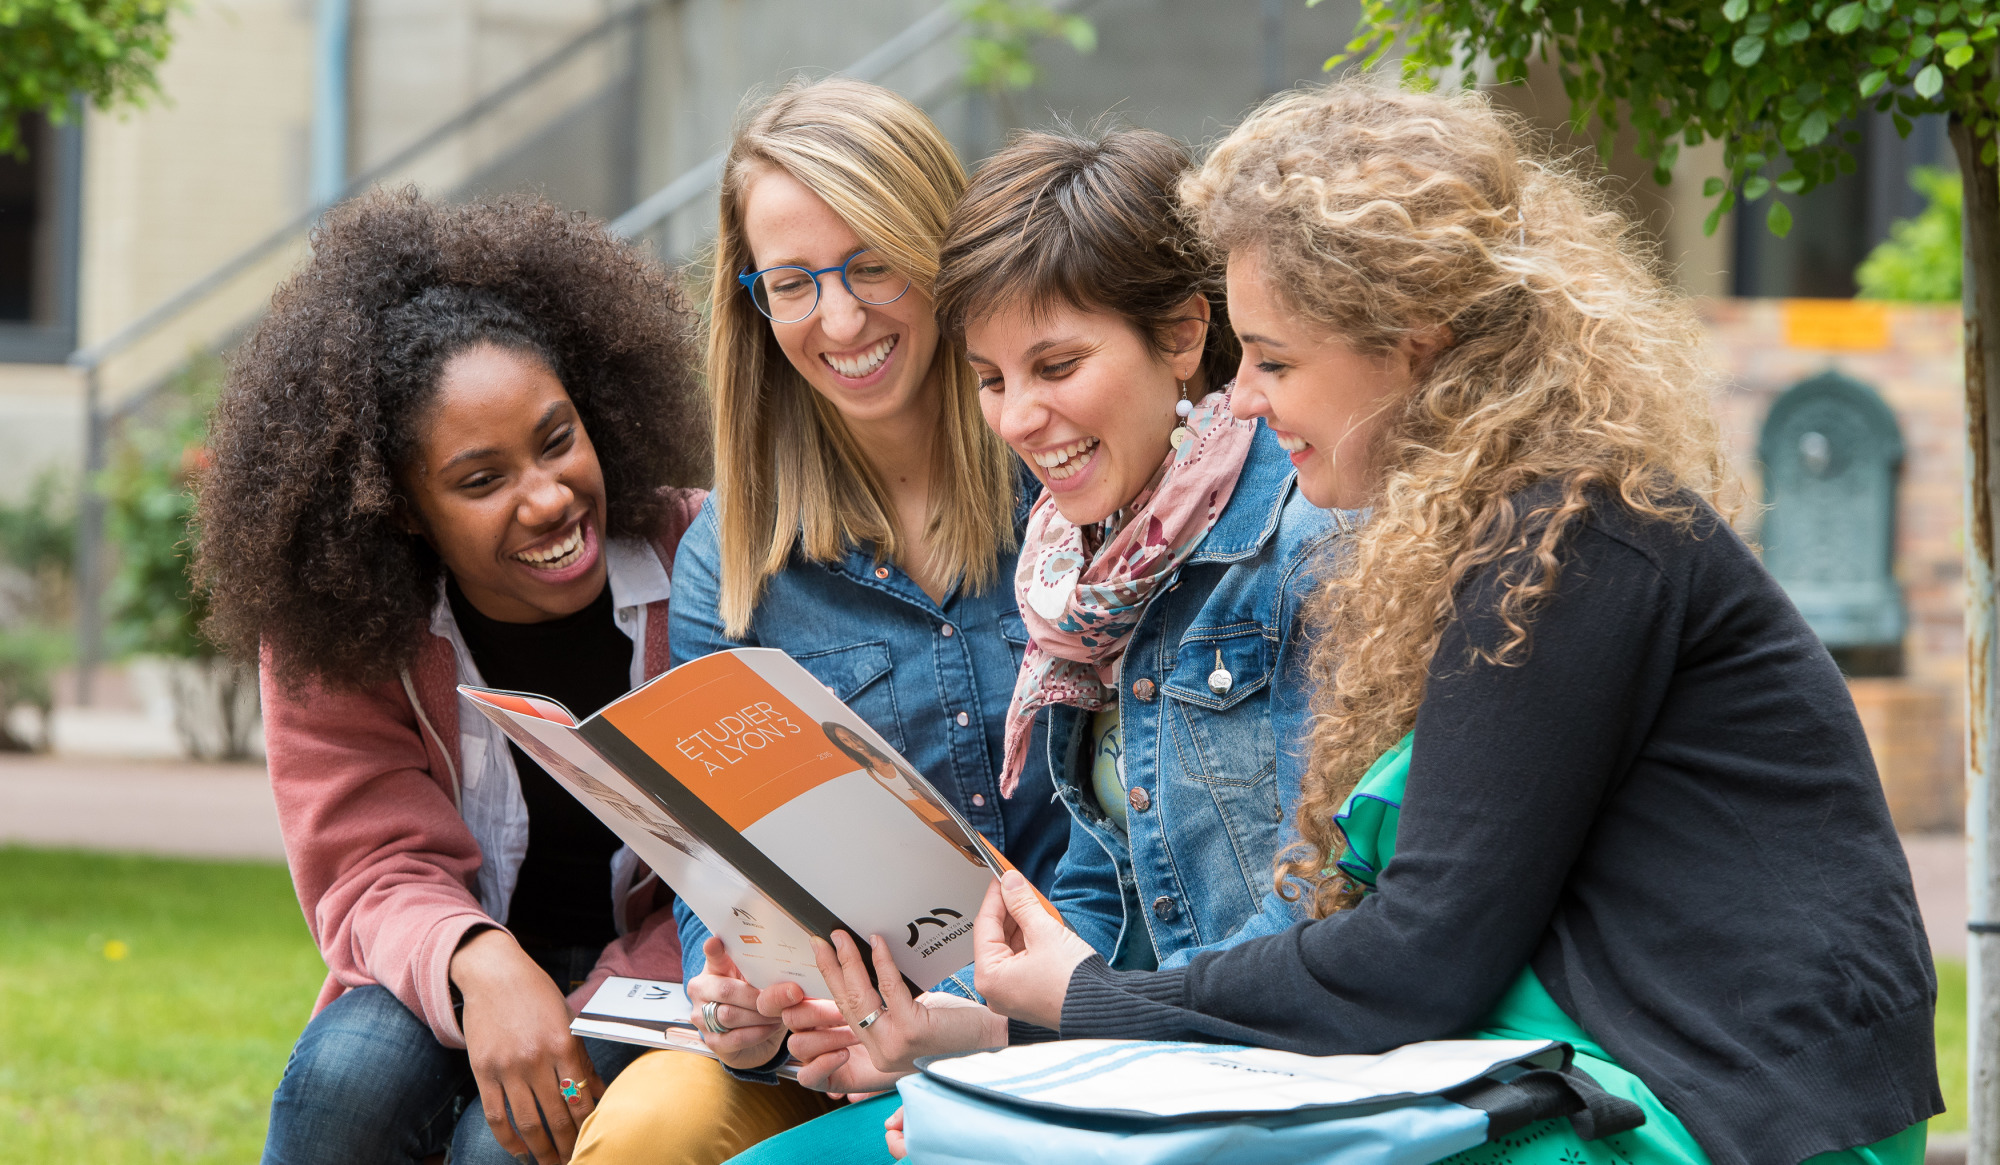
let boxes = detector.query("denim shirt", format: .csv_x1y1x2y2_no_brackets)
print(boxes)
1042,426,1352,971
668,484,1069,986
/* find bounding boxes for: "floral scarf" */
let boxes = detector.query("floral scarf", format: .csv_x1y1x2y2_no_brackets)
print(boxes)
999,390,1258,795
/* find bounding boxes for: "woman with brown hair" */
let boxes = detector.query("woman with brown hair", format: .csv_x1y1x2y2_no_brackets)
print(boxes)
565,77,1069,1164
973,82,1937,1164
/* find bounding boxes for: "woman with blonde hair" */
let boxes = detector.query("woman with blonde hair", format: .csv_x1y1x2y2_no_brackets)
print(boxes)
568,76,1068,1164
973,82,1938,1164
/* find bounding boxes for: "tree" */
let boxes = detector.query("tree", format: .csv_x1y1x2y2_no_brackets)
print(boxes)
0,0,178,155
1324,0,2000,1146
1858,164,1963,299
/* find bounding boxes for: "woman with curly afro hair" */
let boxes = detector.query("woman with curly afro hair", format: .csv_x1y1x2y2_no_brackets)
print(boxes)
197,188,709,1165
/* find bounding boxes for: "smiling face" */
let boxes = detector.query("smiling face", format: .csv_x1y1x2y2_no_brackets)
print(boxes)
969,300,1206,527
400,342,610,623
738,165,941,438
1225,250,1419,511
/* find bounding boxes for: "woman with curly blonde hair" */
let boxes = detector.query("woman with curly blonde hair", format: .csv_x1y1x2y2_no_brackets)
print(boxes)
974,82,1937,1164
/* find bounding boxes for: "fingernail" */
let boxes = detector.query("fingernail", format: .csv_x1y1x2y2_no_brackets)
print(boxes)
515,1155,533,1165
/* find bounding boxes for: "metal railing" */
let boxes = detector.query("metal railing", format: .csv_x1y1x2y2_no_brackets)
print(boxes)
608,1,967,244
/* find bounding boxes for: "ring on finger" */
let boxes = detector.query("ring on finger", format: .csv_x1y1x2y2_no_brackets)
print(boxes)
559,1078,584,1103
702,999,733,1035
856,1008,884,1030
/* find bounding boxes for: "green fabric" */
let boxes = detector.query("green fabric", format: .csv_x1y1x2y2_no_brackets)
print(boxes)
720,1092,900,1165
1336,734,1925,1165
1089,705,1128,832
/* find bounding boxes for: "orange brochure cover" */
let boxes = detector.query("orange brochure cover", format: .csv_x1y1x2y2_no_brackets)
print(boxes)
459,648,1018,999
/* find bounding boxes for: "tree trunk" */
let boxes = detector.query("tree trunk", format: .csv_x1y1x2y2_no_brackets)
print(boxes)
1949,111,2000,1156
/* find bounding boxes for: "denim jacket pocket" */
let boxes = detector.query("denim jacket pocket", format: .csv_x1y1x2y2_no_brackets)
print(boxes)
1160,625,1271,712
792,640,906,754
1162,628,1281,894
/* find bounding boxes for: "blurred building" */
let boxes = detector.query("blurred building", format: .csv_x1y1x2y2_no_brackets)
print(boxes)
0,0,1976,814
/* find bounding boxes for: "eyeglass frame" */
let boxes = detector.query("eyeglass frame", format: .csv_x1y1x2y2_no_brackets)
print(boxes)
736,249,912,324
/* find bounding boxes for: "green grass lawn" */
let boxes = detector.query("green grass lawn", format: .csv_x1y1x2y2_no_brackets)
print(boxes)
0,847,324,1164
1937,955,1968,1134
0,846,1977,1158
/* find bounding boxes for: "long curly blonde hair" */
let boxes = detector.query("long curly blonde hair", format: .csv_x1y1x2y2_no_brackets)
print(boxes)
1181,82,1733,918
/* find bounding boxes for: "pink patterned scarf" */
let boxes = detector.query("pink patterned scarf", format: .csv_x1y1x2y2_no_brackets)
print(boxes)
999,390,1258,795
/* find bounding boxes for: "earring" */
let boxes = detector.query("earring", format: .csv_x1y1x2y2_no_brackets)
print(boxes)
1169,381,1194,451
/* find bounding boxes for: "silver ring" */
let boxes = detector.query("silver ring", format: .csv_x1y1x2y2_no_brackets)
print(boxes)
856,1008,883,1030
702,999,733,1035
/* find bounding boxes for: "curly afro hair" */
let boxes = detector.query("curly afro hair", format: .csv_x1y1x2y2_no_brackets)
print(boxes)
197,187,709,692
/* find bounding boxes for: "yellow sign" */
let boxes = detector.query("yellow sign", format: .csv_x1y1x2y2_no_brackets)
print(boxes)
1782,299,1889,351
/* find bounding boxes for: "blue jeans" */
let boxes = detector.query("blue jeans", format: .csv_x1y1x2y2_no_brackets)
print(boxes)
261,946,644,1165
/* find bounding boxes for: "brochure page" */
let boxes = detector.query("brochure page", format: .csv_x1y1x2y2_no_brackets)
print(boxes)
462,648,1010,999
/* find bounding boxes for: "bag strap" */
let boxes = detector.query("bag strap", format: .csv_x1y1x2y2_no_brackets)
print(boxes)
1447,1064,1647,1142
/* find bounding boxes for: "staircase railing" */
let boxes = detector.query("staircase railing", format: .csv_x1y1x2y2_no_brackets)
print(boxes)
608,1,966,245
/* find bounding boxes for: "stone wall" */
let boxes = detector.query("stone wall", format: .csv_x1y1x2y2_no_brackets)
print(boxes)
1702,298,1966,830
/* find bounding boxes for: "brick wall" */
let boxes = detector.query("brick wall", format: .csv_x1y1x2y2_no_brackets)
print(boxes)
1701,298,1966,829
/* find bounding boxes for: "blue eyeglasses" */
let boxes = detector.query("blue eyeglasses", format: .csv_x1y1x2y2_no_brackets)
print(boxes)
737,249,912,324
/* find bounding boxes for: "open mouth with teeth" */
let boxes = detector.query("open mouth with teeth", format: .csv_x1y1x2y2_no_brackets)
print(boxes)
1273,432,1309,455
1034,437,1100,481
821,335,897,380
513,519,592,572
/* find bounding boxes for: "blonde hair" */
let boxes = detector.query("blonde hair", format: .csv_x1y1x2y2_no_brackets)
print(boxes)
706,77,1017,635
1180,81,1732,917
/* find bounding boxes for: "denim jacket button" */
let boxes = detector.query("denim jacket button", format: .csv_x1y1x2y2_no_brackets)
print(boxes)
1131,677,1156,702
1152,895,1178,922
940,624,954,637
1127,786,1151,813
874,566,890,580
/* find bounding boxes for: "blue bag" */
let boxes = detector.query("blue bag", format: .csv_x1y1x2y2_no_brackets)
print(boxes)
897,1038,1643,1165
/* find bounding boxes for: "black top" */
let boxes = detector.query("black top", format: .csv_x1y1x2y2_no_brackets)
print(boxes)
1057,485,1940,1165
449,579,636,952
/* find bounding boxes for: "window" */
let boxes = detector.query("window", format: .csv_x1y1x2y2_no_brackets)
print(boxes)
0,111,81,364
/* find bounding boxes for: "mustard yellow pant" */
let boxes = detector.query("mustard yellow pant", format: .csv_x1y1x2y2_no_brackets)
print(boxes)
571,1051,837,1165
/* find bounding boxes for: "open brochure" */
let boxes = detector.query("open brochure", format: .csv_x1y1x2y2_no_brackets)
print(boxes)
459,647,1038,1000
570,976,801,1081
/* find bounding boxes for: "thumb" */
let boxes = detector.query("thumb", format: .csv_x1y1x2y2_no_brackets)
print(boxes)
704,935,741,979
999,872,1060,941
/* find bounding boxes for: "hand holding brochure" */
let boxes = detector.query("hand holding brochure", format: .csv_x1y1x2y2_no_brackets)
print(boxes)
460,648,1039,1000
571,976,802,1080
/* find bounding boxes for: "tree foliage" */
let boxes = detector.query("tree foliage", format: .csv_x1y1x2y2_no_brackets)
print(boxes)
1857,164,1964,298
1326,0,2000,239
958,0,1095,92
0,0,178,155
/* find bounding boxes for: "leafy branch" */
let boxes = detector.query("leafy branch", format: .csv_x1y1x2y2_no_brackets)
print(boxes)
0,0,180,155
1324,0,2000,238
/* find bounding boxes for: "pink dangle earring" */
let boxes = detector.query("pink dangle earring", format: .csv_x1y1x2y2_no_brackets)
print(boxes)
1169,381,1194,451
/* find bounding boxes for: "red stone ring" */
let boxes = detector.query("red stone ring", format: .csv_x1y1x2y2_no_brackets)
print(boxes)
559,1078,584,1103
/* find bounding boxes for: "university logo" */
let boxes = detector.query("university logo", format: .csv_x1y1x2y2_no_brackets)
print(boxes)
905,906,965,948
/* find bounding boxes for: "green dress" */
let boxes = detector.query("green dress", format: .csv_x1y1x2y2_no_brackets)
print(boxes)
1337,735,1927,1165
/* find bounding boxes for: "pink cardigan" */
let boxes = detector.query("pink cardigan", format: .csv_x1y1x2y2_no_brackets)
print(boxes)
263,489,705,1048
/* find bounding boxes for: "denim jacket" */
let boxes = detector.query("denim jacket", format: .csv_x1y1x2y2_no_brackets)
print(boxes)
1042,426,1351,971
667,483,1069,987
